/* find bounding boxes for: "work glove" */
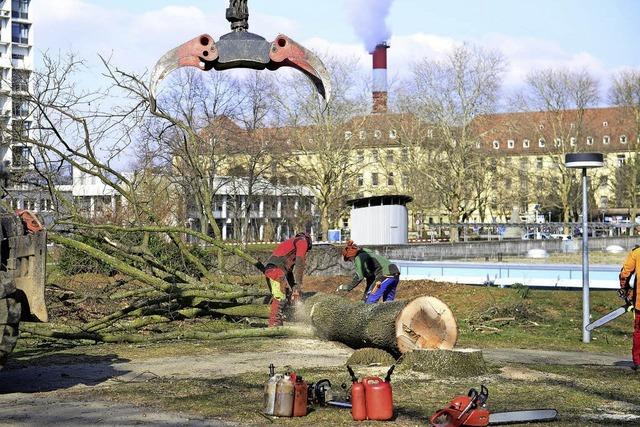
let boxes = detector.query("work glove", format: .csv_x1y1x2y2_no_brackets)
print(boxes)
618,287,632,302
336,284,350,292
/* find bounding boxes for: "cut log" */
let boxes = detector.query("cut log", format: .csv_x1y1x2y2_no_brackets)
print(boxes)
305,294,457,355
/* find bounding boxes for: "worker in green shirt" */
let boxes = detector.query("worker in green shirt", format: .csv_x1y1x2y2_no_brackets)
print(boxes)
337,240,400,303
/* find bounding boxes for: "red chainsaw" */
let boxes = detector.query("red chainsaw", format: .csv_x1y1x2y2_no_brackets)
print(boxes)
430,385,557,426
149,0,331,108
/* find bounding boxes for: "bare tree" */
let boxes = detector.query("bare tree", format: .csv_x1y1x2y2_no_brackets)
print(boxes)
274,56,370,240
396,44,506,241
517,68,600,226
13,53,298,343
610,70,640,234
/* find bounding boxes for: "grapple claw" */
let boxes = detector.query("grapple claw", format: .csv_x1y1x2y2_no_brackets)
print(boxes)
149,34,218,102
268,34,331,102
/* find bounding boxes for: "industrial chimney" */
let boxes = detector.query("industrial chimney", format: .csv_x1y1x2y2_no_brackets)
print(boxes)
371,42,389,114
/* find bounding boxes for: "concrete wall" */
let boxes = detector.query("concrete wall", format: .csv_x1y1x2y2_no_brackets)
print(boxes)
371,236,637,263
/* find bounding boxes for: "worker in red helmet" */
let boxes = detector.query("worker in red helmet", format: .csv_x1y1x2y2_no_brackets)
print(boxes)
263,232,312,327
618,244,640,371
337,240,400,303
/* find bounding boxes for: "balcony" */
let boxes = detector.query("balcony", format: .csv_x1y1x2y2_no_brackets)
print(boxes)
0,10,9,19
11,36,28,45
11,11,28,20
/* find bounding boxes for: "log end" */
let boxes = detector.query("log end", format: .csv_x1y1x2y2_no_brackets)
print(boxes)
395,296,457,353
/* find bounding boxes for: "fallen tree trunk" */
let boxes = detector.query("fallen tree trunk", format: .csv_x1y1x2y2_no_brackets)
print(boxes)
305,293,457,356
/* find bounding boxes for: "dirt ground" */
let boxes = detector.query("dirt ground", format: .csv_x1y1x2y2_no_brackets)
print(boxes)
1,274,639,425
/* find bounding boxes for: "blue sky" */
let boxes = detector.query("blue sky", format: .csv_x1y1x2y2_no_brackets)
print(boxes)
31,0,640,95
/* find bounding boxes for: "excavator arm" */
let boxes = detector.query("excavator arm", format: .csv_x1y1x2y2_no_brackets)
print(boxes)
149,0,331,106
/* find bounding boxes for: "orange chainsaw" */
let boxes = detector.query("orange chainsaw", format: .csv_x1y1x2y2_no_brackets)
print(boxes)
430,385,557,426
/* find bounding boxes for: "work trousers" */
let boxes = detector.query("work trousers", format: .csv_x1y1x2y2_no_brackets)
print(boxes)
365,275,399,304
633,309,640,366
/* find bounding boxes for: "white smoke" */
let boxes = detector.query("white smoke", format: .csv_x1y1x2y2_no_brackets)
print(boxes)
345,0,394,52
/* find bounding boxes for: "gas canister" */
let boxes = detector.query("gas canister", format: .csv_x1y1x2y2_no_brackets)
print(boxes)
363,376,393,421
292,376,308,417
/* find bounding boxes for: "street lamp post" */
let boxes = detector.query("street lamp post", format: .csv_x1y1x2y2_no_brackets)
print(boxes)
565,153,604,343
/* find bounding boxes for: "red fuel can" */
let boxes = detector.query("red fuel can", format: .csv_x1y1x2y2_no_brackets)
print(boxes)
292,377,308,417
362,376,393,421
351,380,367,421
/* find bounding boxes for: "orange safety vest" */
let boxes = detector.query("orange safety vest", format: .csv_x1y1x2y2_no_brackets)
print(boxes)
619,246,640,310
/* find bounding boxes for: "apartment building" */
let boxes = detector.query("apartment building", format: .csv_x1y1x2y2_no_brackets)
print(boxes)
0,0,35,216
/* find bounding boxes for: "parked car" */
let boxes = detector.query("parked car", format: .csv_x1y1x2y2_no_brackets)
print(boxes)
550,233,572,240
522,232,551,240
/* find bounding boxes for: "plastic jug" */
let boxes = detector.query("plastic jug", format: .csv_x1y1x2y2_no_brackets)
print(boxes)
363,376,393,421
274,374,294,417
262,364,280,415
292,376,308,417
347,365,367,421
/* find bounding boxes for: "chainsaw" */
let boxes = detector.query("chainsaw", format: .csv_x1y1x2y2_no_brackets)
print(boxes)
430,385,557,426
149,0,331,109
307,379,352,409
586,288,634,331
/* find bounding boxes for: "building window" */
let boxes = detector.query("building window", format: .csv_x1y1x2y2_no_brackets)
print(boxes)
427,128,433,139
599,175,608,187
603,135,610,145
356,150,364,162
570,137,577,146
505,177,512,190
386,150,394,162
371,172,379,186
538,123,544,130
620,135,627,144
371,149,379,162
616,154,626,166
344,131,352,140
12,22,29,44
475,141,481,149
523,139,530,148
599,196,609,209
357,174,364,187
387,172,394,186
554,138,562,147
401,174,408,186
389,129,397,139
374,130,382,139
570,122,575,129
358,131,366,140
603,121,608,127
401,147,408,161
12,70,29,92
519,158,528,170
536,157,543,170
507,139,514,149
492,140,499,149
11,145,30,167
538,138,545,147
586,136,593,145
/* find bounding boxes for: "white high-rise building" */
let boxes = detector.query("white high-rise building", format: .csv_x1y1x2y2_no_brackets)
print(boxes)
0,0,32,171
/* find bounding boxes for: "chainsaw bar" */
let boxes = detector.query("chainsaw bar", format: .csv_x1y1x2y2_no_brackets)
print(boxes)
586,304,633,331
489,409,558,425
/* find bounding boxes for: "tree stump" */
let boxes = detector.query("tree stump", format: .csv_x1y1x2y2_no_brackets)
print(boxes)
305,294,457,356
346,348,396,366
397,348,488,377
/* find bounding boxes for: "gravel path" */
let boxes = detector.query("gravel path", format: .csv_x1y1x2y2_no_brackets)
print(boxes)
0,340,634,426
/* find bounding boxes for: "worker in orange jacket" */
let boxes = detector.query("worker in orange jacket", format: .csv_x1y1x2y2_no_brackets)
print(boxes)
262,232,312,327
618,245,640,371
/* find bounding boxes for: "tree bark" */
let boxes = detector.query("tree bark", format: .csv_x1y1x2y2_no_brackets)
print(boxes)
305,294,457,356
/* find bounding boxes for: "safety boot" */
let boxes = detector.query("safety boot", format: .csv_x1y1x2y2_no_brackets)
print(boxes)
268,299,284,327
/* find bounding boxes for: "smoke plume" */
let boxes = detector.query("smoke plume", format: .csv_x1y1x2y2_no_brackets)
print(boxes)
345,0,394,52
